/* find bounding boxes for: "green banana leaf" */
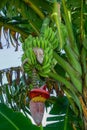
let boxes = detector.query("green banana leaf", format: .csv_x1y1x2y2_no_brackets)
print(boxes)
46,96,81,130
0,103,39,130
0,97,81,130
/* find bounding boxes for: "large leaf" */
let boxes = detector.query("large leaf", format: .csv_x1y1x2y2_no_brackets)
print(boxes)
0,0,53,37
46,96,81,130
0,0,8,10
0,103,39,130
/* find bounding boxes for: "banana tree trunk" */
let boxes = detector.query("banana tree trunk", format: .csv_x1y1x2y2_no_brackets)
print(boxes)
79,87,87,130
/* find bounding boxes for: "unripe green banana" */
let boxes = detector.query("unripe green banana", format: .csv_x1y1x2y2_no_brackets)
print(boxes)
48,49,53,58
39,72,48,77
40,39,45,49
39,37,45,49
24,50,30,58
35,37,40,48
22,58,31,73
39,68,51,77
33,39,37,48
52,38,58,49
21,54,26,62
41,62,51,71
47,28,53,41
44,27,49,39
44,47,52,55
23,64,29,72
27,48,36,65
49,30,55,42
44,40,49,48
42,54,49,66
41,37,49,49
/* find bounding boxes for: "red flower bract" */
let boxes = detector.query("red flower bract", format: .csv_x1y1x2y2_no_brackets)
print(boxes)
29,85,50,99
28,85,50,126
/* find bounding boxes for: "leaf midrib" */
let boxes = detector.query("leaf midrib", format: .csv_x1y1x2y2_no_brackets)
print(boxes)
0,111,20,130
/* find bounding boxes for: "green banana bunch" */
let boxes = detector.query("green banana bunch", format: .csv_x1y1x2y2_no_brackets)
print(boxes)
21,27,57,77
41,27,59,49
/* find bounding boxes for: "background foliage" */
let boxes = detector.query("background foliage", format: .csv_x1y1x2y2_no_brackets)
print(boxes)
0,0,87,130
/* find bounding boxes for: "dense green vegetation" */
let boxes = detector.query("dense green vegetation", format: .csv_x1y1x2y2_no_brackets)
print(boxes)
0,0,87,130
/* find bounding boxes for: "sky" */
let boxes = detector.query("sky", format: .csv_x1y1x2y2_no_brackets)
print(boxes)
0,27,23,70
0,46,23,70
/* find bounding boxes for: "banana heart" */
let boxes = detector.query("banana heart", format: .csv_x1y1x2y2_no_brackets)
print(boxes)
28,85,50,126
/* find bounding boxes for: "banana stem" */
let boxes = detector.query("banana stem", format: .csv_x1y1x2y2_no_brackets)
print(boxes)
81,47,87,87
62,0,79,56
49,71,76,93
32,69,39,88
53,52,78,77
81,47,87,74
80,0,84,43
64,44,82,75
51,2,63,49
29,20,40,35
40,17,50,34
40,124,43,130
64,104,69,130
49,71,82,114
23,0,45,19
53,51,82,93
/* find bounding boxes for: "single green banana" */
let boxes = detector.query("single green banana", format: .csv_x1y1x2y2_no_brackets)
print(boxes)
23,64,29,72
35,64,42,71
41,62,51,71
39,72,48,77
39,37,45,49
40,68,51,76
52,38,58,49
44,40,49,48
47,28,53,41
24,50,33,67
24,51,28,59
47,48,53,58
32,52,37,65
24,37,30,48
43,49,52,64
23,63,32,74
36,37,40,48
49,31,55,42
21,54,26,62
28,48,36,65
44,27,49,39
33,39,37,48
44,47,52,56
42,54,50,66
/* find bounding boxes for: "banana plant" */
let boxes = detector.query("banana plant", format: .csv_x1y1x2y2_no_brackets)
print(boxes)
0,0,87,130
